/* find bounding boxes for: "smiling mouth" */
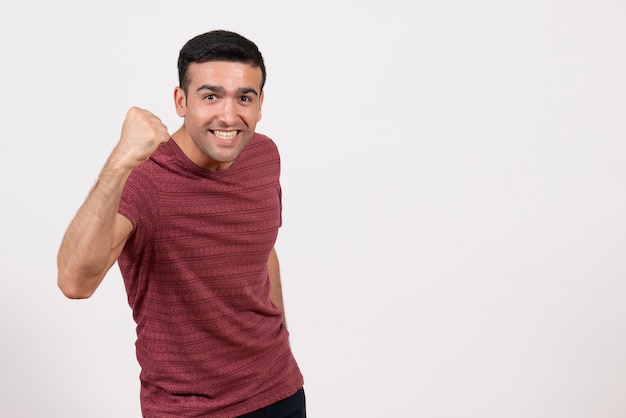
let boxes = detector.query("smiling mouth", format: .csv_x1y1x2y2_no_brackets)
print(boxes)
212,130,239,140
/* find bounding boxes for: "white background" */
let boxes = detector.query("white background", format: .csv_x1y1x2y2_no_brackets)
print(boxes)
1,1,625,417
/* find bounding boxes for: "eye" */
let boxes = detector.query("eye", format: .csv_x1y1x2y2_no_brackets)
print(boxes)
240,96,252,103
203,94,216,100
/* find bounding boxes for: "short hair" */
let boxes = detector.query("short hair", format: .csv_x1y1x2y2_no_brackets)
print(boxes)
177,30,266,94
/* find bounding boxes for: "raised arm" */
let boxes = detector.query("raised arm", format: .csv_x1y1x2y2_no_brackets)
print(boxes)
57,107,169,299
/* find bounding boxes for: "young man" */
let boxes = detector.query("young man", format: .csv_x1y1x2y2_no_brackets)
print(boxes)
57,30,305,417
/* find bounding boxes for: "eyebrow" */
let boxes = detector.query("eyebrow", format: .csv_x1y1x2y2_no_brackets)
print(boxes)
196,85,259,97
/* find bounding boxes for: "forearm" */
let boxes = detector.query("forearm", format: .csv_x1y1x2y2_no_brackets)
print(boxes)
57,107,169,299
267,247,286,324
57,158,132,298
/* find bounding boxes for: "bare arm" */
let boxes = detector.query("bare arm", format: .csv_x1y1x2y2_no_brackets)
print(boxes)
57,107,169,299
268,247,287,326
57,169,133,299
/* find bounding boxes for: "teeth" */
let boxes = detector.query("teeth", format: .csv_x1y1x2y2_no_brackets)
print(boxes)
213,130,238,140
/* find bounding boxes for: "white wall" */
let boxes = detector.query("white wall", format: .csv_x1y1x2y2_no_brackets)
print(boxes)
1,1,625,417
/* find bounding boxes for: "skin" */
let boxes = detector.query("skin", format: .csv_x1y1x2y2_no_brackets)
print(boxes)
57,61,286,318
172,61,264,171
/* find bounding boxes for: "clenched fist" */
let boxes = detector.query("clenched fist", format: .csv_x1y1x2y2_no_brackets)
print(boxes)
112,107,170,170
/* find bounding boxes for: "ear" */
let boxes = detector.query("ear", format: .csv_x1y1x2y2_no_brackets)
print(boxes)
257,90,264,122
174,86,187,117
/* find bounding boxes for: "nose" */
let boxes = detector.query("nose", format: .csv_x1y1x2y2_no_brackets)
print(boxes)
218,98,238,125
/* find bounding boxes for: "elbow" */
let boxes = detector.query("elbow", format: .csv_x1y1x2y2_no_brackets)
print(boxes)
57,269,96,300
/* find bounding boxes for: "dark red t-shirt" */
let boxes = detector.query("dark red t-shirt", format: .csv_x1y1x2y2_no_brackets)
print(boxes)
117,134,304,417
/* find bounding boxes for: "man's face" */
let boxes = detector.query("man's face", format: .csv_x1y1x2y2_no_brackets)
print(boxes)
174,61,264,171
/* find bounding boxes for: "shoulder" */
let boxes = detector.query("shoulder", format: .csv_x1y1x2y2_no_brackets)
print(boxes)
249,132,279,154
238,132,281,166
127,139,181,183
122,145,172,201
230,133,281,182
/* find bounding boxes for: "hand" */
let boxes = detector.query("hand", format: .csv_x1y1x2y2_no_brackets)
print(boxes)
112,107,170,169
